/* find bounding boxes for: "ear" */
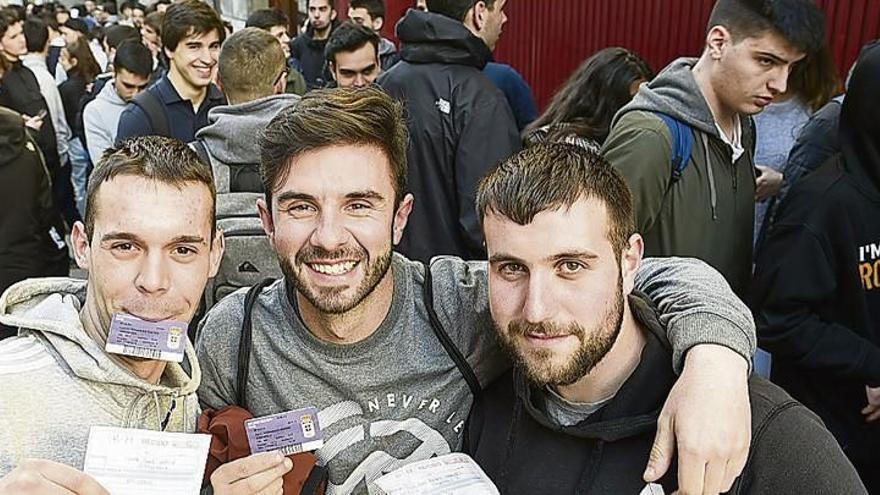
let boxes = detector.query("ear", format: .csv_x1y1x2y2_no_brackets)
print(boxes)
705,25,731,60
391,193,414,245
273,71,287,94
164,45,174,61
257,196,277,247
620,233,644,296
472,0,488,31
330,9,337,22
207,229,225,278
71,221,92,271
329,61,338,81
372,17,384,32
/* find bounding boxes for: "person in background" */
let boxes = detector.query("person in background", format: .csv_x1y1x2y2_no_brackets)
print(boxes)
141,11,166,79
378,0,520,262
325,21,381,88
245,8,308,95
751,43,880,493
101,24,139,71
524,47,653,151
21,16,80,226
83,40,151,162
348,0,399,70
752,45,840,246
115,0,226,142
59,33,101,217
292,0,336,89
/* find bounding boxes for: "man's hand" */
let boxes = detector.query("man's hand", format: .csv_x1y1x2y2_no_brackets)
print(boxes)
22,114,44,131
861,385,880,422
644,344,751,495
755,165,783,202
210,451,293,495
0,459,109,494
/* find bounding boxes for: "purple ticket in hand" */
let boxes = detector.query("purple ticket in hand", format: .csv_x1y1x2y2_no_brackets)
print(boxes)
106,313,188,363
245,407,324,455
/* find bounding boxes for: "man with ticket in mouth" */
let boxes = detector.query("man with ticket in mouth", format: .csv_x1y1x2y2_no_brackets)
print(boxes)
0,137,294,495
197,86,759,495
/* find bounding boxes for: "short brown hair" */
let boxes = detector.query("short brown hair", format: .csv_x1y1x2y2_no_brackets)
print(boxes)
85,136,217,240
477,143,635,255
162,0,224,52
260,86,408,206
219,27,286,103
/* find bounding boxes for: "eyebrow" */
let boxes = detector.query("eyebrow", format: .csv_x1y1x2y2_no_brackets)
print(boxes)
275,191,316,204
756,50,789,64
346,190,385,201
275,190,386,203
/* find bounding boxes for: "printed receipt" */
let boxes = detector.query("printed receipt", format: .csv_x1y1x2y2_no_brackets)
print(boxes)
83,426,211,495
368,453,499,495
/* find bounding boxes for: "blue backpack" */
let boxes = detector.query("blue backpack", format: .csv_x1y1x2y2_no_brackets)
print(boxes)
654,112,694,185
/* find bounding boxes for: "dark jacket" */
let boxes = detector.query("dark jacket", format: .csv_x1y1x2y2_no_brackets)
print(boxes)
291,25,333,90
115,75,226,144
58,74,88,141
751,46,880,478
602,58,757,296
483,61,537,132
377,10,520,263
0,61,61,176
0,107,68,339
467,295,866,494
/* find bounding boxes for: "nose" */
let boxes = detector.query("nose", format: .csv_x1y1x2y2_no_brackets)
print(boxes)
353,74,366,88
135,251,170,295
522,272,554,324
768,66,789,95
310,209,349,251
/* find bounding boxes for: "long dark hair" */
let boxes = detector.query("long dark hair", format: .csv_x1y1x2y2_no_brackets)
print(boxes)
66,34,102,82
525,47,654,146
788,45,841,112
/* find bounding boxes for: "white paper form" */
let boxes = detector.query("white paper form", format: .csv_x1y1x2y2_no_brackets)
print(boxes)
368,453,499,495
83,426,211,495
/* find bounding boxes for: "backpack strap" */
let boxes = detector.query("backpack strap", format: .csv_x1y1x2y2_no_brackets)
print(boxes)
235,278,277,408
654,112,694,185
132,90,171,137
422,262,482,399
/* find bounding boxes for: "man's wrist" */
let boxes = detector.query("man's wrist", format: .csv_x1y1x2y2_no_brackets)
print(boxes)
683,343,750,378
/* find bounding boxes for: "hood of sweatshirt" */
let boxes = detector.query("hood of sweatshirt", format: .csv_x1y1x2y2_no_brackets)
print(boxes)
0,277,201,402
95,76,126,107
840,44,880,195
396,10,491,69
196,94,299,165
379,37,396,57
614,57,722,139
514,295,677,442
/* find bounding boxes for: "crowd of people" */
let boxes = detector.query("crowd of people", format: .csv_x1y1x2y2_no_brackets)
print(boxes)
0,0,878,493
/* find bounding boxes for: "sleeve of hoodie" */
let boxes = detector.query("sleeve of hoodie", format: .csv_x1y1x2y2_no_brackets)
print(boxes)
636,257,756,374
752,222,880,386
602,110,672,234
455,87,522,256
83,101,112,162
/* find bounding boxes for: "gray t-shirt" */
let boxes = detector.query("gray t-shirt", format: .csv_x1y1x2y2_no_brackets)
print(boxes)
542,387,614,427
196,254,755,494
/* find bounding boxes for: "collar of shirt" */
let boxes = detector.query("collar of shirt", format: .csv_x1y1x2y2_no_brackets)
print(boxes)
154,75,224,106
714,114,745,162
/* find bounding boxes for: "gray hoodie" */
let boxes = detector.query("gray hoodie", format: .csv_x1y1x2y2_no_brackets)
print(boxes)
83,78,126,164
196,93,300,170
0,278,201,474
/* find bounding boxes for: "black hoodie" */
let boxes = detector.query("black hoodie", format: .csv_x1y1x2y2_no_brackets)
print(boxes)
751,45,880,478
377,10,520,263
467,295,865,494
291,22,336,90
0,107,68,339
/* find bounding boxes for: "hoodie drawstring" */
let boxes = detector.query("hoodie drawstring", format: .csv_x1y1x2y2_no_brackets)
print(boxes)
575,440,605,494
498,397,524,494
701,133,718,221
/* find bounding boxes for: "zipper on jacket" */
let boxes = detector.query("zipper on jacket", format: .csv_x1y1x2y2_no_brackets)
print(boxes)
160,392,178,431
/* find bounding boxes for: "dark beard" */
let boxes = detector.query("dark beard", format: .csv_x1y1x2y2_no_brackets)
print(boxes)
496,274,625,387
280,244,392,315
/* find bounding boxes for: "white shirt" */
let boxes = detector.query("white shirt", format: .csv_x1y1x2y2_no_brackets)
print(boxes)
714,114,745,162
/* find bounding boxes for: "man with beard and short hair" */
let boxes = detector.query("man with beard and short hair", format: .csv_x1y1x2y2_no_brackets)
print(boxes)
466,143,867,495
115,0,226,143
325,22,381,88
197,86,762,494
292,0,336,89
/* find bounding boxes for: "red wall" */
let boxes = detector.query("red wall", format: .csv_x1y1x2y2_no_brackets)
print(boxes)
370,0,880,111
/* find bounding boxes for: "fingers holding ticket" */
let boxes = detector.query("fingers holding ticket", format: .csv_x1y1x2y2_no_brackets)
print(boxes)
0,459,109,495
210,451,293,495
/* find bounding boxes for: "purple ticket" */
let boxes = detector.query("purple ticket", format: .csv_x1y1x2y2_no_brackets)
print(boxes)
106,313,188,363
245,407,324,455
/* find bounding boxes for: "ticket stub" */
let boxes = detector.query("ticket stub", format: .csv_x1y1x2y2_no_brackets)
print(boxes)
245,407,324,455
106,313,187,363
83,426,211,495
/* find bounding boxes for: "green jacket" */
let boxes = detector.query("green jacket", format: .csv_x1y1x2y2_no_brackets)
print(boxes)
602,58,756,296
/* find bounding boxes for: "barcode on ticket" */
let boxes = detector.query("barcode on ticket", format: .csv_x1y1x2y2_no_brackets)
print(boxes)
105,343,182,362
279,439,323,455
